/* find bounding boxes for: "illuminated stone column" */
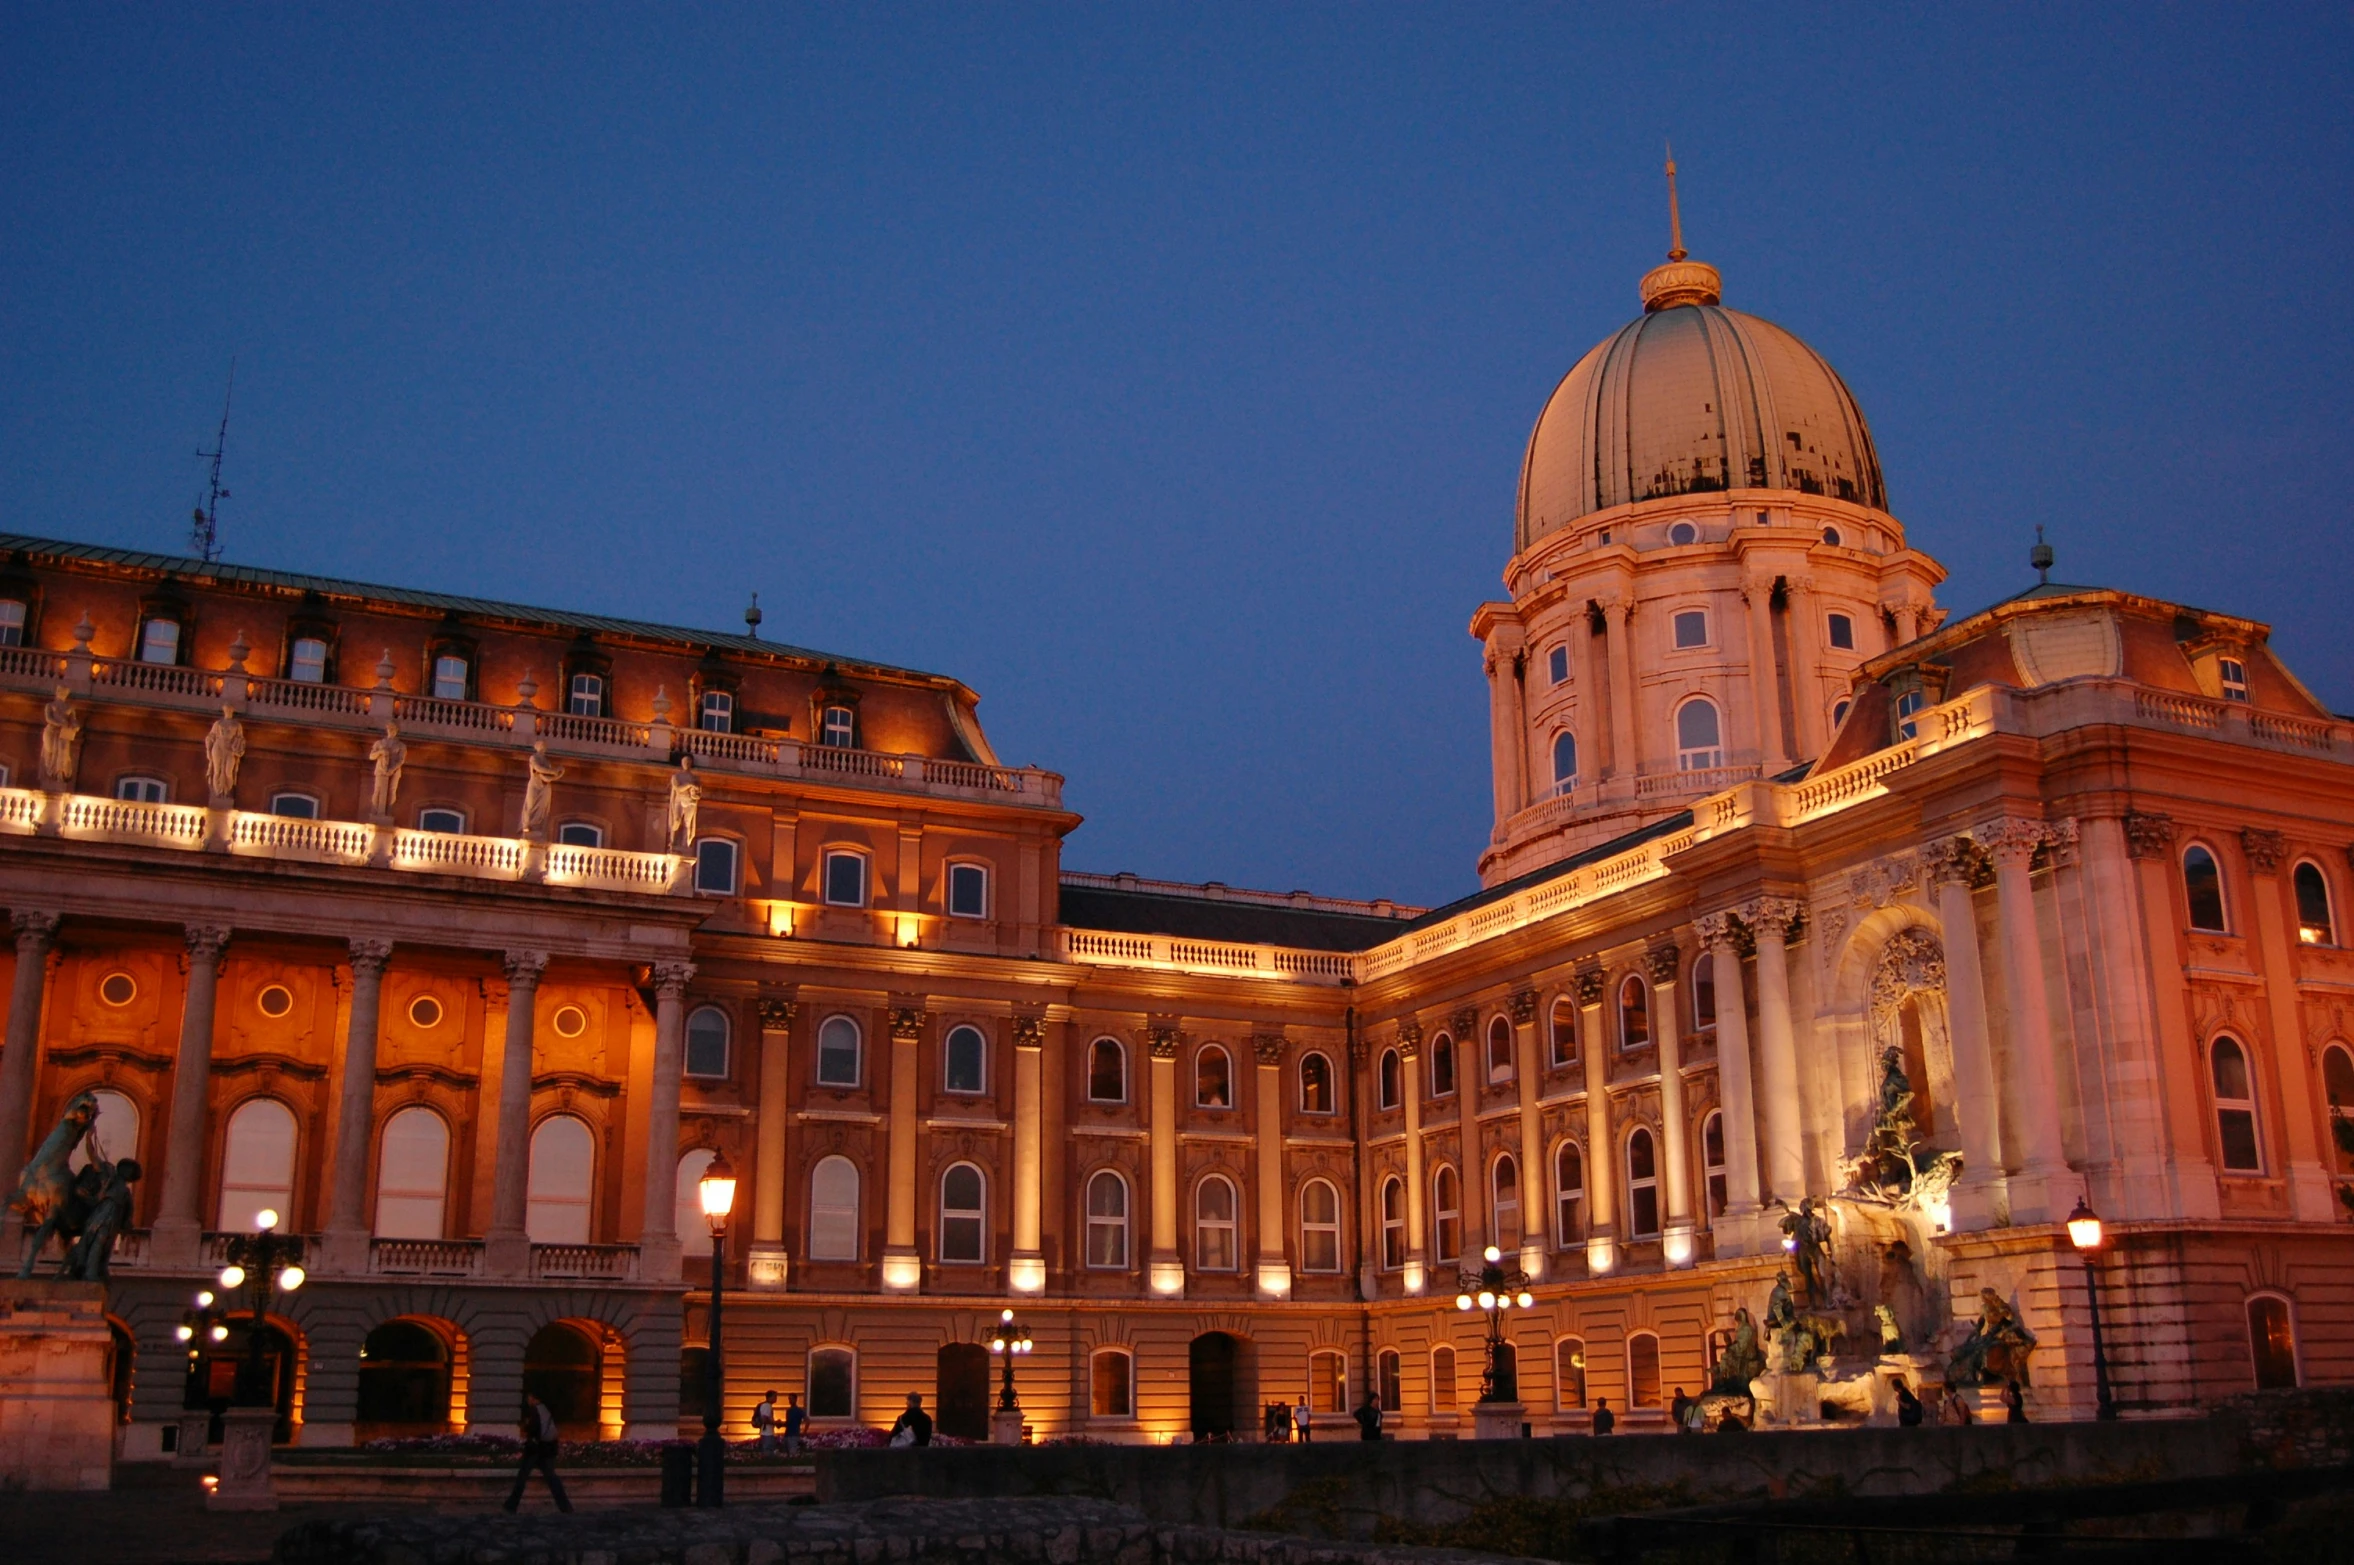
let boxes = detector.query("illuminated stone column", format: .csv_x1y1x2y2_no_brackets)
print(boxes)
1745,898,1807,1206
1509,990,1546,1276
1647,943,1696,1267
1008,1014,1046,1293
637,961,694,1284
0,909,61,1184
1398,1023,1427,1294
1575,969,1616,1274
1451,1007,1485,1264
1696,915,1764,1230
1783,575,1824,757
483,949,548,1278
2238,829,2338,1220
1981,819,2073,1224
152,924,231,1267
747,997,795,1288
1483,631,1529,822
1602,598,1639,781
1147,1028,1183,1296
322,938,394,1274
881,1005,926,1292
1927,838,2005,1230
1252,1034,1290,1299
1741,576,1787,765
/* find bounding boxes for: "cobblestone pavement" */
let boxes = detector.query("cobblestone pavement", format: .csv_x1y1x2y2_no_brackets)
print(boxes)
0,1465,410,1565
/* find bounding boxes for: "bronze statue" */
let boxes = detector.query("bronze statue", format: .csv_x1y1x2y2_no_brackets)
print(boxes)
1946,1287,2038,1387
64,1155,140,1280
9,1091,103,1277
1766,1269,1796,1331
1780,1198,1833,1302
1711,1306,1765,1396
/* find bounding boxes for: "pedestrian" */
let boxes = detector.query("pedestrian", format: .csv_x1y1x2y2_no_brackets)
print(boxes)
889,1392,934,1447
1670,1388,1692,1433
752,1389,779,1454
1940,1385,1974,1426
783,1392,806,1455
1895,1380,1923,1427
1591,1397,1615,1436
504,1392,573,1514
2003,1379,2028,1424
1294,1395,1312,1444
1714,1407,1748,1433
1353,1392,1383,1442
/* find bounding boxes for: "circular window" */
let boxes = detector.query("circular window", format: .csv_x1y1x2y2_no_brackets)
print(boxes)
257,984,294,1018
552,1005,588,1039
98,972,136,1007
1668,521,1697,546
1822,526,1842,547
408,995,444,1029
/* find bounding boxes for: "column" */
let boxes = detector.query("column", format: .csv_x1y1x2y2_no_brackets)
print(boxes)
1697,915,1763,1227
1501,645,1531,816
322,938,393,1273
1484,642,1524,825
1927,839,2007,1229
1646,944,1695,1266
1603,599,1639,783
880,1005,924,1292
747,998,795,1288
2236,829,2336,1221
1353,1036,1380,1296
0,909,61,1180
2121,813,2222,1219
638,961,694,1283
1980,820,2070,1223
1451,1008,1485,1264
152,924,231,1266
1745,898,1806,1206
1575,971,1616,1273
1252,1035,1290,1299
483,949,546,1278
1009,1014,1046,1293
1784,575,1824,757
1509,991,1547,1276
1147,1029,1183,1296
1742,576,1787,765
1398,1024,1427,1294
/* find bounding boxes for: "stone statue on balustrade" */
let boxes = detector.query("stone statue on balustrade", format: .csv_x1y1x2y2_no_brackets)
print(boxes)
1946,1287,2037,1388
666,755,702,854
39,688,83,791
8,1089,140,1280
204,707,246,803
368,723,407,820
521,741,563,841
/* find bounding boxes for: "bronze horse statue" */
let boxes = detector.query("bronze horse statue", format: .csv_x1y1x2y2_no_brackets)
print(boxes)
7,1089,118,1279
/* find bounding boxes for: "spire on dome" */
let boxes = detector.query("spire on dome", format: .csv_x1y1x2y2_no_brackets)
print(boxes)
1638,146,1721,312
1665,143,1687,262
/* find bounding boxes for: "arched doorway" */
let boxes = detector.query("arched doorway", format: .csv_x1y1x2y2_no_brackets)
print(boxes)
357,1320,454,1438
523,1322,602,1440
1188,1332,1254,1440
184,1319,298,1445
935,1343,990,1441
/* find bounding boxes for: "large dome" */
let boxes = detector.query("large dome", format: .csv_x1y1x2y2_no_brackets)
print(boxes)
1515,261,1886,552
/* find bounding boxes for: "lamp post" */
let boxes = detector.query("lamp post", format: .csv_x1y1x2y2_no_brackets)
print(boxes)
697,1150,738,1507
989,1307,1032,1444
2065,1195,2117,1422
1455,1246,1535,1406
215,1209,305,1407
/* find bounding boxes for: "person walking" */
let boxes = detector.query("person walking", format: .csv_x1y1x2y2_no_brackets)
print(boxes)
889,1392,934,1447
2003,1379,2028,1423
1591,1398,1615,1436
1939,1384,1974,1426
504,1393,573,1513
1294,1395,1312,1444
1353,1392,1383,1442
752,1389,779,1454
783,1393,806,1455
1670,1388,1693,1433
1895,1381,1924,1427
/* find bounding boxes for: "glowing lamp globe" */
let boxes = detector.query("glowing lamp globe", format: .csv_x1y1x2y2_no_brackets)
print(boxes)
218,1265,246,1290
1455,1293,1473,1311
210,1324,229,1342
254,1208,279,1232
1477,1290,1496,1310
1517,1292,1535,1309
698,1148,738,1229
277,1265,306,1292
2066,1196,2103,1253
176,1324,194,1342
195,1291,214,1308
1483,1245,1502,1264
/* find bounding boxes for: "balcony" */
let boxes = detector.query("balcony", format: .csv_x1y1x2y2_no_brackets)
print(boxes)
15,1229,649,1287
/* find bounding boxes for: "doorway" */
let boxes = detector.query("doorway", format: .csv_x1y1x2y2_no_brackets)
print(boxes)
1188,1331,1254,1440
935,1342,991,1441
523,1322,602,1439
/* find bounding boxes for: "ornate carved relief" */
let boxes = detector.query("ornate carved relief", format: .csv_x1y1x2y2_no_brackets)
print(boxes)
1148,1027,1182,1061
757,998,799,1032
1868,929,1947,1025
1573,968,1607,1008
1251,1034,1286,1067
1510,990,1540,1027
2241,828,2289,875
888,1007,929,1042
2124,812,2177,860
1644,944,1682,988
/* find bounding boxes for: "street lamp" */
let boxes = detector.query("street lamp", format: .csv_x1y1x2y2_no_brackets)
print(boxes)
217,1209,305,1408
1454,1246,1536,1404
2066,1194,2118,1422
176,1288,230,1356
697,1150,738,1508
989,1307,1033,1422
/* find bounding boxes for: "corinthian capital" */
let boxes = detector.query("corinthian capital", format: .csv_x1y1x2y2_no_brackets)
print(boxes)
2240,828,2288,875
1148,1027,1182,1060
1645,943,1683,988
1693,911,1741,952
10,909,62,949
1509,989,1540,1027
1393,1018,1422,1058
347,938,394,979
1740,897,1803,939
1449,1007,1479,1039
502,949,550,987
1573,968,1607,1008
757,998,799,1032
2122,812,2175,861
651,961,697,998
1923,835,1988,887
1974,816,2051,867
1010,1014,1044,1050
184,924,232,966
1251,1033,1286,1067
888,1007,929,1042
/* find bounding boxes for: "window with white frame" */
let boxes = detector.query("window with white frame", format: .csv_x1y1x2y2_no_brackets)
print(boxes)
1430,1034,1456,1097
1195,1044,1232,1108
1668,520,1698,546
2183,844,2228,932
1491,1154,1520,1249
1618,974,1650,1049
1675,698,1723,769
1379,1176,1405,1269
1672,610,1710,650
2210,1035,2262,1172
1486,1016,1515,1083
556,821,604,848
1550,998,1577,1067
1378,1047,1401,1109
0,599,25,646
1555,1337,1588,1409
938,1162,986,1262
1299,1050,1334,1113
948,862,988,919
820,705,855,747
1090,1349,1134,1417
1827,612,1855,650
137,617,181,665
1895,689,1925,740
1087,1037,1126,1102
823,850,866,907
1551,731,1577,793
418,807,466,834
568,672,604,717
1555,1142,1584,1245
807,1345,856,1417
1431,1164,1461,1262
116,776,168,804
524,1112,595,1244
1547,645,1569,685
2325,1044,2354,1176
808,1155,860,1260
943,1024,985,1093
1692,960,1717,1036
694,838,739,896
1194,1174,1238,1271
685,1005,731,1078
2219,657,2249,701
1308,1348,1346,1414
2294,862,2335,945
1378,1349,1402,1413
432,655,469,700
1085,1170,1129,1268
1703,1110,1727,1217
698,689,734,733
373,1105,449,1239
815,1014,862,1087
1626,1127,1660,1237
1300,1178,1342,1272
288,636,329,683
269,791,319,819
1626,1331,1662,1408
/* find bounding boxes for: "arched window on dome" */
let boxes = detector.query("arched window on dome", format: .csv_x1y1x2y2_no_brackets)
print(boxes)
1675,699,1722,771
1551,732,1578,795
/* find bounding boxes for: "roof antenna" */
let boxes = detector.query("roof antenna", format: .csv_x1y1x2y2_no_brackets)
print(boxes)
2031,525,2054,585
1665,141,1687,262
190,358,236,564
743,593,763,638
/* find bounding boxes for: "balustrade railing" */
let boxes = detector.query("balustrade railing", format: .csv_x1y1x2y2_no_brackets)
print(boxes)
227,812,373,864
247,676,371,717
388,827,528,879
57,794,209,846
545,841,678,892
394,693,514,736
0,646,66,681
537,710,653,749
90,658,220,700
530,1243,640,1281
369,1238,484,1277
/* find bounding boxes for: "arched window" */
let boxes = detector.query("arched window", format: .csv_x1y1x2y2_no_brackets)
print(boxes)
1090,1349,1134,1418
2184,845,2228,932
1379,1176,1405,1269
1300,1178,1342,1273
1692,960,1717,1037
1299,1051,1334,1113
1626,1332,1662,1408
1085,1170,1129,1269
1549,998,1577,1067
806,1345,856,1418
685,1006,731,1079
675,1146,715,1243
2295,862,2336,945
1377,1048,1401,1109
1551,732,1577,793
1087,1037,1127,1102
1309,1348,1347,1414
69,1088,140,1172
1491,1154,1520,1249
1431,1165,1461,1262
1555,1143,1584,1245
1486,1016,1515,1083
2210,1036,2262,1172
1194,1175,1238,1271
1618,975,1650,1050
2323,1044,2354,1175
1554,1337,1586,1409
1702,1110,1727,1218
809,1155,860,1260
2248,1295,2299,1389
1431,1345,1458,1412
524,1113,594,1244
373,1106,449,1240
939,1162,986,1263
1675,698,1722,770
943,1025,986,1094
1195,1044,1232,1108
217,1097,298,1233
815,1014,862,1087
1377,1348,1402,1413
1430,1034,1456,1097
1626,1128,1660,1237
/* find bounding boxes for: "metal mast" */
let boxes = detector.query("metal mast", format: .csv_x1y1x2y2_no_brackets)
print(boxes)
190,360,235,563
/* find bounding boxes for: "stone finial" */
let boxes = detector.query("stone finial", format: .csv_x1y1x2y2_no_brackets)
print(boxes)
2241,828,2289,875
1573,968,1608,1008
2123,812,2176,860
1509,989,1540,1027
1148,1027,1182,1060
653,686,673,722
71,613,93,652
1645,943,1683,988
226,631,250,671
516,671,538,709
757,998,799,1032
1251,1034,1286,1067
375,649,395,688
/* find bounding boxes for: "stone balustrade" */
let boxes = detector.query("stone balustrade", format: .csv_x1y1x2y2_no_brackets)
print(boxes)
16,1228,636,1287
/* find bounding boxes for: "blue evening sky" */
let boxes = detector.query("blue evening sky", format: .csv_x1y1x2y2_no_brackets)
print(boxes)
3,6,2347,909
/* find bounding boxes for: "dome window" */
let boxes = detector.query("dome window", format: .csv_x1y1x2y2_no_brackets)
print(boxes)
1668,522,1698,546
1547,646,1569,686
1672,611,1710,650
1832,699,1852,729
1827,613,1855,650
1675,699,1722,770
1822,526,1842,547
1551,733,1578,794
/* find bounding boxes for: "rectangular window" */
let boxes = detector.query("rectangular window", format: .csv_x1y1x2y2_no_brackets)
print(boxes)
1309,1350,1346,1415
1896,690,1925,740
138,618,180,665
568,672,604,716
824,851,867,907
288,637,329,683
821,705,855,747
431,655,469,701
1827,613,1855,650
1378,1350,1401,1413
116,776,168,803
556,822,604,848
1547,645,1569,685
1432,1346,1457,1412
699,690,733,733
948,863,988,919
1672,610,1709,649
2219,658,2249,702
269,793,318,819
1091,1352,1133,1418
0,600,25,646
418,807,466,834
807,1348,855,1418
694,838,738,895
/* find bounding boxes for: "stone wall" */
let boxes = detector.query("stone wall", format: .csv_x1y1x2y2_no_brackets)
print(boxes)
0,1279,114,1492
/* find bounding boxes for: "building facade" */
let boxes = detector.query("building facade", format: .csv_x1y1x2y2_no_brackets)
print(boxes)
3,232,2350,1455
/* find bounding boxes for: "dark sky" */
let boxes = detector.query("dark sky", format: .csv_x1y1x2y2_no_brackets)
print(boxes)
4,7,2348,910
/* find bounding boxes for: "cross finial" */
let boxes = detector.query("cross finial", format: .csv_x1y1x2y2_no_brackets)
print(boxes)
1665,142,1686,262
